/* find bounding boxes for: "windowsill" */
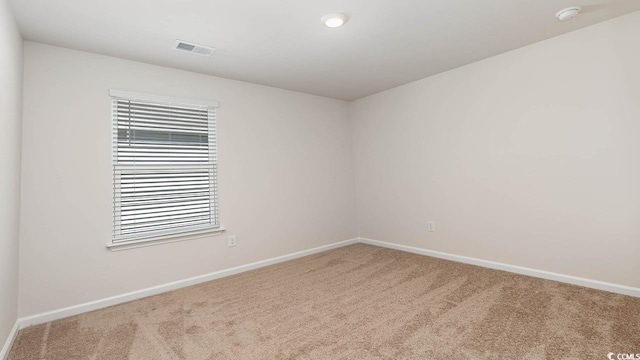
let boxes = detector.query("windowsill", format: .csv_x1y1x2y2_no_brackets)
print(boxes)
107,227,226,251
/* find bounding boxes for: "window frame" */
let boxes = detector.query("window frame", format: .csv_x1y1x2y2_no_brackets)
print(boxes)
108,90,224,251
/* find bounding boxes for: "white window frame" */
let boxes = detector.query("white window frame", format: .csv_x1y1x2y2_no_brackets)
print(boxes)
108,90,224,251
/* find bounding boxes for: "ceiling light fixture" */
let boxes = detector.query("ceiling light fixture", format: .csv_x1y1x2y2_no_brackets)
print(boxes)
321,13,348,28
556,6,582,21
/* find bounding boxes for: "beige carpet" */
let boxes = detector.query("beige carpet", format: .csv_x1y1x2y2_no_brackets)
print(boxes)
9,244,640,359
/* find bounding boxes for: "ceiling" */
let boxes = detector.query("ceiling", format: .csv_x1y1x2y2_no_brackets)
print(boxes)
9,0,640,101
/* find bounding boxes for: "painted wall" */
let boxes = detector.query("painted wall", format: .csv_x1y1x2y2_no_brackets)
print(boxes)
350,12,640,288
0,0,22,348
19,42,357,316
17,10,640,318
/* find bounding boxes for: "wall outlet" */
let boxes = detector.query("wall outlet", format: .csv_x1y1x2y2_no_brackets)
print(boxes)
427,221,436,232
227,235,237,247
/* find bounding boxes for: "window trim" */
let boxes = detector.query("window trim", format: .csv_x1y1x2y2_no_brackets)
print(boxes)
109,89,219,109
108,89,224,251
107,227,227,251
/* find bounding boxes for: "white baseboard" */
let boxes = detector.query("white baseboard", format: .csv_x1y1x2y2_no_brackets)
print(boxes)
14,235,638,336
18,238,359,329
0,320,20,360
358,237,640,298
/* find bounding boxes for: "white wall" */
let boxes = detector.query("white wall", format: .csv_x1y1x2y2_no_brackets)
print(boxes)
17,10,640,319
19,42,357,317
350,11,640,288
0,0,22,348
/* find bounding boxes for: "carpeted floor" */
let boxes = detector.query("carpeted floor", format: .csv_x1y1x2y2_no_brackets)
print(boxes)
8,244,640,359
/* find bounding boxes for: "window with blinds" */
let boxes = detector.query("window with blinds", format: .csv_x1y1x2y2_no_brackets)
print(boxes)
111,91,220,244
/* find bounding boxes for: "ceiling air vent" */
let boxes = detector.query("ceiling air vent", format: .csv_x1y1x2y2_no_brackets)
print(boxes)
173,40,216,57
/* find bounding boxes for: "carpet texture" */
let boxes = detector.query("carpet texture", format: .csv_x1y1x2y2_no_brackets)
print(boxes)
9,244,640,359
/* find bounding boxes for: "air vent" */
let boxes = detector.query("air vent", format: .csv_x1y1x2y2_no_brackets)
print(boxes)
173,40,216,57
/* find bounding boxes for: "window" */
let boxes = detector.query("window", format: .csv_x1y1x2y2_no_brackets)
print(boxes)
111,90,220,246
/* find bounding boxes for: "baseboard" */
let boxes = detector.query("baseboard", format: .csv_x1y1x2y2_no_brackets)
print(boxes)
16,236,637,333
18,238,359,329
358,238,640,298
0,320,20,360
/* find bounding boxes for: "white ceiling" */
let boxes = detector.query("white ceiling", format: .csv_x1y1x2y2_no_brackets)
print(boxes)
9,0,640,101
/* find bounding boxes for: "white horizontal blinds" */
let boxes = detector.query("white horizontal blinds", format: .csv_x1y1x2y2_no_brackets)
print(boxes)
113,97,219,242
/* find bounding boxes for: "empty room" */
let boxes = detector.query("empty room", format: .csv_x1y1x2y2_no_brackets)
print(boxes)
1,0,639,359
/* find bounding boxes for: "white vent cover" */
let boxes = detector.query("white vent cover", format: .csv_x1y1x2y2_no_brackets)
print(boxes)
173,40,216,57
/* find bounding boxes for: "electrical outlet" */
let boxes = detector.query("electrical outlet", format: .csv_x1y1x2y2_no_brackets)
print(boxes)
227,235,237,247
427,221,436,232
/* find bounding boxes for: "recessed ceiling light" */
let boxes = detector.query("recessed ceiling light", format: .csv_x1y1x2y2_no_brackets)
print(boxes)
321,13,348,28
556,6,582,21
